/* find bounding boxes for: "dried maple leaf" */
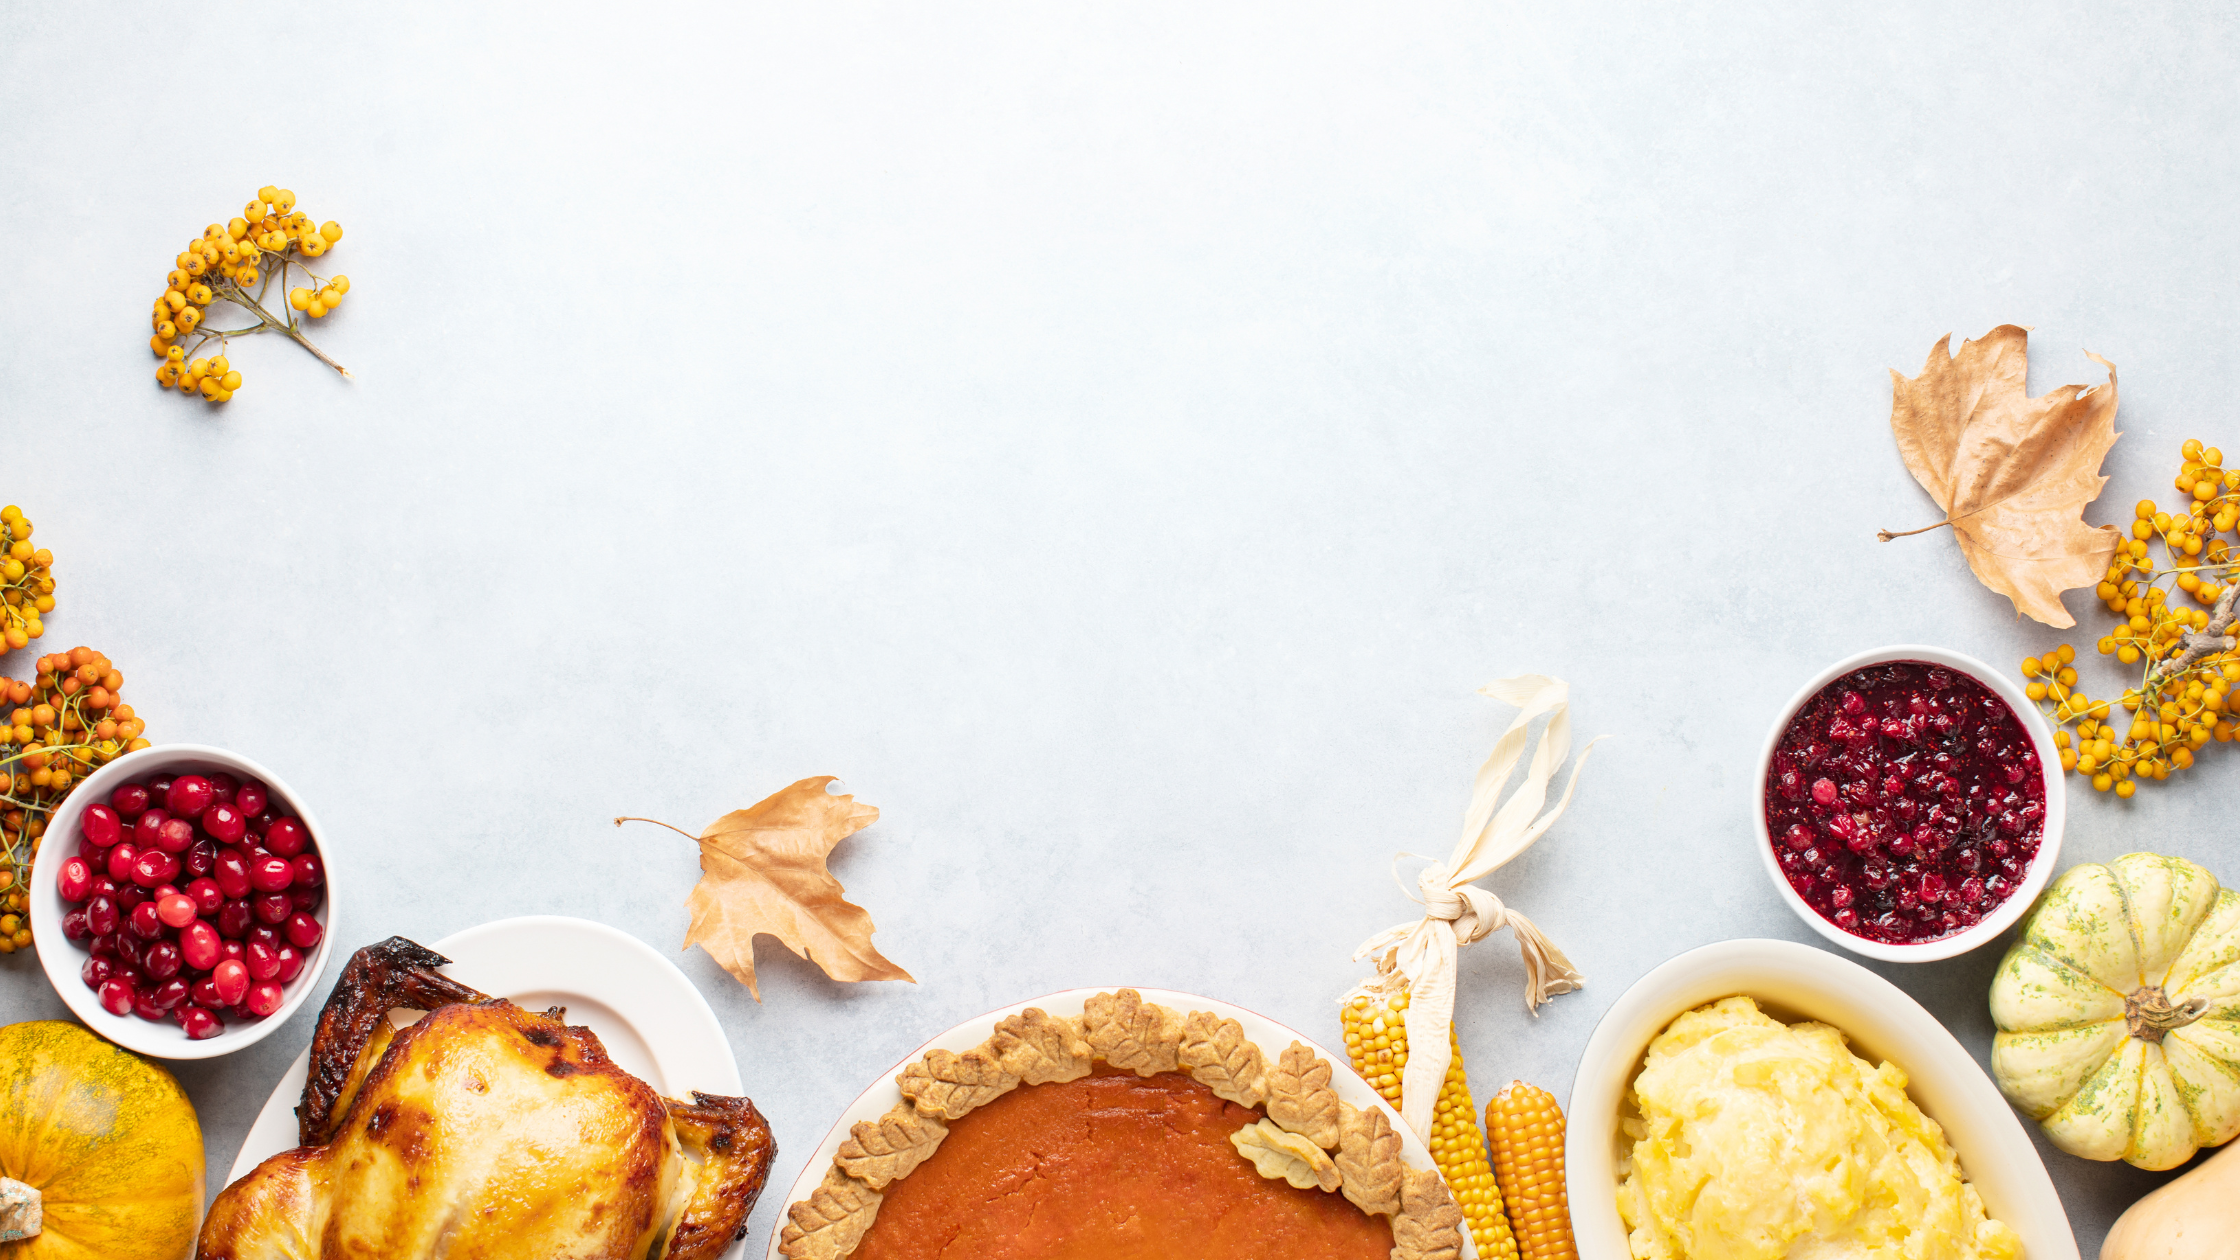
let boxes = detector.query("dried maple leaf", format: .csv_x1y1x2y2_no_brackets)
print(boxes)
619,776,913,1000
1881,324,2124,627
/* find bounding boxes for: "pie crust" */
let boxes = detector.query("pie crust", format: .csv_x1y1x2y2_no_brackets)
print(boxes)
777,989,1463,1260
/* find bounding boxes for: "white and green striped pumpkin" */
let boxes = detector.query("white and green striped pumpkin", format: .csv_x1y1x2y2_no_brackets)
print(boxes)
1989,852,2240,1170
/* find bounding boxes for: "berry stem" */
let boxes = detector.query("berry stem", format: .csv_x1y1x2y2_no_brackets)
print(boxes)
214,278,351,379
614,816,702,842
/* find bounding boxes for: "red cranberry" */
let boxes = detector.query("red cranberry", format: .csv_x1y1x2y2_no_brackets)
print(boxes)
56,855,92,903
88,931,119,961
183,838,216,877
84,894,119,936
245,981,285,1017
284,912,323,950
132,989,169,1022
130,847,180,889
189,975,224,1008
81,955,111,989
248,853,294,893
180,1005,224,1040
210,958,249,1006
201,802,246,844
290,885,324,913
1783,824,1813,851
291,853,324,889
115,883,150,913
247,924,279,953
145,977,190,1011
273,944,304,983
146,773,174,800
152,817,194,854
216,899,253,939
208,772,239,803
105,842,139,884
154,892,196,929
80,802,122,848
264,817,308,858
221,938,245,962
110,782,151,818
180,920,222,970
186,877,223,916
245,939,281,982
128,900,164,940
60,907,91,941
143,939,182,979
132,808,169,849
165,775,214,819
88,875,116,901
213,847,251,899
253,892,293,926
1834,907,1860,931
98,977,136,1017
234,779,269,817
1811,778,1838,806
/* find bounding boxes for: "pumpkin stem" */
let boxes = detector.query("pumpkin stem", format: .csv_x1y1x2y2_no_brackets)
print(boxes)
0,1175,40,1241
2126,986,2212,1043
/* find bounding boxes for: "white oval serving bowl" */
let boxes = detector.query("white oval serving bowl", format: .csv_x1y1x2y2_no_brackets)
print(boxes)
28,743,339,1060
1568,938,2075,1260
766,987,1477,1260
1753,644,2065,963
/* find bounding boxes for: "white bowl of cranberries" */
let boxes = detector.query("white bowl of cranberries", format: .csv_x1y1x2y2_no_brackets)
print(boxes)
27,744,336,1058
1755,645,2065,963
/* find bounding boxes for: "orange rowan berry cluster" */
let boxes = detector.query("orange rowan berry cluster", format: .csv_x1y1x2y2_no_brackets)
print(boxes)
2027,437,2240,799
0,646,150,955
0,506,54,653
150,184,352,403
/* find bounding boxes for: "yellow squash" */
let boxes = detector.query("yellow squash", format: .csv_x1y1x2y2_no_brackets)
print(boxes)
0,1021,204,1260
1989,853,2240,1169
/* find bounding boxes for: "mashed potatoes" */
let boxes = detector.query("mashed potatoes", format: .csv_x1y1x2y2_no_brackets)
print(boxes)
1616,996,2022,1260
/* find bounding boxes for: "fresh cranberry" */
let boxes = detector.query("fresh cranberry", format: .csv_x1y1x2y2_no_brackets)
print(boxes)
210,958,249,1006
115,883,150,913
189,975,224,1008
80,802,122,848
105,842,139,884
234,779,269,817
208,772,239,803
147,774,174,801
130,847,180,889
179,1005,224,1040
248,853,294,893
264,817,308,858
98,977,136,1017
60,907,91,941
110,782,151,818
221,938,245,962
145,977,190,1011
273,944,304,983
186,877,223,916
128,900,165,940
88,875,116,901
290,885,324,913
216,899,253,939
253,892,293,925
81,956,111,989
284,912,323,950
111,931,144,968
165,774,214,819
133,808,169,848
201,802,246,844
143,939,182,980
180,920,222,970
213,847,251,899
291,853,324,889
132,988,169,1022
245,981,285,1018
183,838,216,877
56,855,92,902
152,817,194,854
246,939,281,982
247,924,279,953
76,831,109,865
153,892,196,929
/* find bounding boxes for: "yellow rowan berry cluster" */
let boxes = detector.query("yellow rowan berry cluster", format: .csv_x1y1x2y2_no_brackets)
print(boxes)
150,184,351,403
0,507,53,653
2027,438,2240,799
0,646,149,955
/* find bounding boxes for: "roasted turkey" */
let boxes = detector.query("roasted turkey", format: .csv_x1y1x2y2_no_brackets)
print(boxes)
197,936,774,1260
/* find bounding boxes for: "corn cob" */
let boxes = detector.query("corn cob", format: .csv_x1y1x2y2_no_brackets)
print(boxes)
1341,989,1517,1260
1486,1080,1576,1260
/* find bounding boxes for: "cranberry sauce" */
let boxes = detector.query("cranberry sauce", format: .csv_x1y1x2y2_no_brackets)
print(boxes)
1765,660,2045,944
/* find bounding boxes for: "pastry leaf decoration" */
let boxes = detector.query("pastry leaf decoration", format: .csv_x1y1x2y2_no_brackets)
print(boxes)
1881,324,2124,627
618,776,912,1001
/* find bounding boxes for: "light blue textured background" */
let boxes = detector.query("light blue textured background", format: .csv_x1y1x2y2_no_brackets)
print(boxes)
5,4,2238,1253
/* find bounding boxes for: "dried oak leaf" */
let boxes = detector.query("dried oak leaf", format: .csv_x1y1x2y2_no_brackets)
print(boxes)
669,776,913,1001
1883,325,2123,627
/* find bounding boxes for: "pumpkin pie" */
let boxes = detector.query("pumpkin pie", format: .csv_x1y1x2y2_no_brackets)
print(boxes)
779,990,1465,1260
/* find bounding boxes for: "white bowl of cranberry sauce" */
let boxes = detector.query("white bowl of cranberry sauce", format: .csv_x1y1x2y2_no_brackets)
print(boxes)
1754,647,2065,963
27,744,337,1059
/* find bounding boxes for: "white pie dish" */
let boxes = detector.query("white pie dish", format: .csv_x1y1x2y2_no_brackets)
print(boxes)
766,986,1477,1260
1567,938,2076,1259
225,915,748,1257
1754,643,2065,963
27,743,339,1059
